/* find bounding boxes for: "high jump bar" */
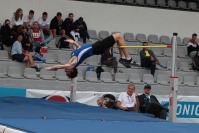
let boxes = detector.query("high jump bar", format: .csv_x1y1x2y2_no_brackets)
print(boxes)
115,44,172,48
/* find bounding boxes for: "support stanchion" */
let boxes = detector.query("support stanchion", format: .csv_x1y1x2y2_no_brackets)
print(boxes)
70,77,77,102
169,33,178,122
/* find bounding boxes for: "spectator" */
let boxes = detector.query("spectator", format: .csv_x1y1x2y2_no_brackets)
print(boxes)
116,83,138,112
11,34,36,68
50,12,63,38
187,33,199,70
11,8,23,28
19,26,33,52
74,17,89,43
97,94,117,109
62,13,74,36
138,84,168,119
70,28,80,42
0,19,13,47
57,30,70,49
30,21,45,49
23,10,35,29
140,42,160,76
38,12,50,29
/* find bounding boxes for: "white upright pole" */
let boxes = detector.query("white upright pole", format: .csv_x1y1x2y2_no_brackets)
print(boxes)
70,77,77,102
169,33,178,122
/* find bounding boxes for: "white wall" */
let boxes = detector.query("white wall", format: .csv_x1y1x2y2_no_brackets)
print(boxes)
0,0,199,38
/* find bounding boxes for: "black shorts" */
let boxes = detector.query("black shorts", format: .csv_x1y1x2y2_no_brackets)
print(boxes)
12,54,25,62
92,35,116,55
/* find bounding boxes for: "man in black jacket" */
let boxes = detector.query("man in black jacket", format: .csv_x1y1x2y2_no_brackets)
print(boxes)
138,84,168,119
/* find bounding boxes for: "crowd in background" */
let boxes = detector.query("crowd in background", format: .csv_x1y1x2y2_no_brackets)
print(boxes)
0,8,89,69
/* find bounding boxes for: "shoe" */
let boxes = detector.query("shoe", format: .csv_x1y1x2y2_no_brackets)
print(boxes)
120,60,131,68
125,57,133,64
119,58,126,64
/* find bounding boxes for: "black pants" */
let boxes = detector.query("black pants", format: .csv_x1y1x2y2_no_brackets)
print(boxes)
142,59,156,76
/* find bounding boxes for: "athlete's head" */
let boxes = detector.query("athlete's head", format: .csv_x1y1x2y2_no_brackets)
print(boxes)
65,68,78,79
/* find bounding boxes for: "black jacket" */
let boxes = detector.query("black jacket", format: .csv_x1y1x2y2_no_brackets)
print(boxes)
138,94,163,113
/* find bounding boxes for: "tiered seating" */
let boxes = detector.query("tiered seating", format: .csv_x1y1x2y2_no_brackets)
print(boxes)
0,30,199,96
78,0,199,11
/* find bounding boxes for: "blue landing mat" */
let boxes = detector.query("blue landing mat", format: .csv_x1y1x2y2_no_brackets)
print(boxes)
0,97,198,133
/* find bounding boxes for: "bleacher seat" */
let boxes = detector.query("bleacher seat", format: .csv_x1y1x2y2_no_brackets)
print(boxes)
142,73,156,84
44,53,57,64
146,0,156,6
163,48,172,57
182,37,191,45
124,32,135,42
160,35,170,44
24,68,39,80
157,0,167,7
168,0,177,8
98,30,109,39
152,48,164,57
0,50,9,61
8,65,24,79
77,70,86,82
57,53,71,64
114,0,123,3
88,30,98,40
55,69,70,81
182,75,197,86
134,0,145,5
129,72,142,84
48,39,58,49
177,46,186,58
115,72,129,83
40,68,55,80
148,34,159,44
178,1,188,9
100,72,115,83
85,55,99,66
136,33,147,42
86,71,99,82
176,37,182,45
156,73,170,85
0,63,8,78
179,61,192,72
188,2,197,10
124,0,134,4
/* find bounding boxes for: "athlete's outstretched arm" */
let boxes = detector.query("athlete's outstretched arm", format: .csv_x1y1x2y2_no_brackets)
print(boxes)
65,39,80,48
46,57,77,71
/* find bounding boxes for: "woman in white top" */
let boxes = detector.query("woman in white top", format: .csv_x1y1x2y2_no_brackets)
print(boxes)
11,8,24,27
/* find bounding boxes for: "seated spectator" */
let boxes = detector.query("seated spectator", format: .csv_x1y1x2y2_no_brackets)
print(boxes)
0,19,13,47
140,42,161,76
57,30,70,49
116,83,138,112
23,10,35,29
70,28,80,42
62,13,74,36
11,34,37,68
187,33,199,70
42,27,53,46
30,21,45,49
97,94,117,109
19,26,33,52
38,12,50,29
11,8,24,31
50,12,63,38
138,84,168,119
74,17,89,43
